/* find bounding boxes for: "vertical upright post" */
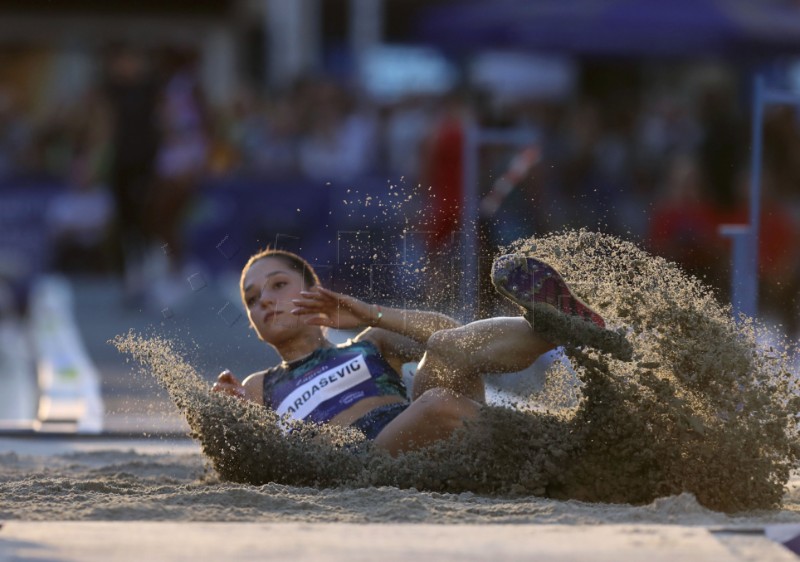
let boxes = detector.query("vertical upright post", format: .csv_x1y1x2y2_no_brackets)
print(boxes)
719,225,754,319
461,122,480,322
460,126,538,322
350,0,384,58
264,0,321,89
745,75,765,318
201,27,237,108
722,75,763,320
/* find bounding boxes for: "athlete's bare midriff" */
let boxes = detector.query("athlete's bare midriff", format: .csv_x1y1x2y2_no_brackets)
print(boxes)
329,394,407,427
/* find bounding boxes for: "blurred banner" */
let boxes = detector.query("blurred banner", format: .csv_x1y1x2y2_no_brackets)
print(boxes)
417,0,800,59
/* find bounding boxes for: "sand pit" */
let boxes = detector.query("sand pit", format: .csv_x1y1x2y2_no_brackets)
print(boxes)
2,436,800,526
3,230,800,561
2,438,800,561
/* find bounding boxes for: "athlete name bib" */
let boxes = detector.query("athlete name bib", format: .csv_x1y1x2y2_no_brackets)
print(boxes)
271,352,381,423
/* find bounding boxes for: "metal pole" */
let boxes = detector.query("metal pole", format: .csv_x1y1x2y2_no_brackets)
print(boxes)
744,75,765,319
722,75,800,320
460,125,538,322
749,76,764,277
719,224,752,318
461,122,480,322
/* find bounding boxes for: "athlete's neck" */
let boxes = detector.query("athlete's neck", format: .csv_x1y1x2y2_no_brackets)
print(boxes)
276,331,332,364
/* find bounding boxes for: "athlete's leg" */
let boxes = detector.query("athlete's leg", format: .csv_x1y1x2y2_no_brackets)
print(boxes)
374,253,630,455
373,387,482,456
491,254,633,361
410,253,625,403
411,316,554,402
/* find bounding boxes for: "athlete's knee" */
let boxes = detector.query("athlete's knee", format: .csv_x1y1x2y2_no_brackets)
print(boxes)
417,386,459,403
425,328,465,361
414,387,479,426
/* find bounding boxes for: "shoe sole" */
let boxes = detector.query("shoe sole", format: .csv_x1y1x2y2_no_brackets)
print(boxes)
491,255,633,361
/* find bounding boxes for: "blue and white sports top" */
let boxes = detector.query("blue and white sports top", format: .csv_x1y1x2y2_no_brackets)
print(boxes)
258,340,407,424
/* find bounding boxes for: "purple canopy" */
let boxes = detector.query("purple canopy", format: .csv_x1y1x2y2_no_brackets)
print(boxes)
417,0,800,58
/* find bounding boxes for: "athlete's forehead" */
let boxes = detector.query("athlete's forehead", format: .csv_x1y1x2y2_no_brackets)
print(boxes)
242,257,297,292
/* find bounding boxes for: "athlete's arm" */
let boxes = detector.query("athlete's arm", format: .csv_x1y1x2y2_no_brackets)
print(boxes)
291,286,462,345
212,370,265,405
354,327,424,374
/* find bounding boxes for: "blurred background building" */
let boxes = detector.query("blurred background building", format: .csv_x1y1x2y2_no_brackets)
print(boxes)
1,0,800,431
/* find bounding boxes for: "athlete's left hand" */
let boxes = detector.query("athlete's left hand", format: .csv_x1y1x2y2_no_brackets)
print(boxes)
290,286,375,329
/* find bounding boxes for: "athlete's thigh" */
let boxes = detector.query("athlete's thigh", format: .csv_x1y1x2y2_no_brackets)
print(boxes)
436,316,550,374
372,389,481,455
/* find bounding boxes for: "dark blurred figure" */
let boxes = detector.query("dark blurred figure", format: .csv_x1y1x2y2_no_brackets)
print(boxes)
648,154,724,290
0,85,30,181
760,107,800,337
417,91,468,313
697,83,745,218
46,87,115,274
104,45,161,303
150,48,209,301
556,97,635,234
419,91,467,254
297,77,377,181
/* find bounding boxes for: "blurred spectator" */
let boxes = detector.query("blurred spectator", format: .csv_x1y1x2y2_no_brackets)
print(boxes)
104,45,161,303
763,106,800,207
557,97,635,234
414,91,469,312
648,154,723,287
383,94,431,182
697,83,745,216
552,100,602,229
297,78,377,181
480,144,543,247
0,86,31,181
151,50,209,271
419,91,468,252
46,87,114,274
762,107,800,334
726,169,800,336
225,90,300,176
635,94,701,175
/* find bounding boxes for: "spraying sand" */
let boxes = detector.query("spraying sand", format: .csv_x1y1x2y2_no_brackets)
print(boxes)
90,231,800,516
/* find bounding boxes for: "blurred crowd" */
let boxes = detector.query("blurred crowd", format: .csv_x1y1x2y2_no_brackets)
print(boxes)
0,48,799,334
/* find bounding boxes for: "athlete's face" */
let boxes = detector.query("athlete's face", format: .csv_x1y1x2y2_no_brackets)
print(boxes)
241,257,311,343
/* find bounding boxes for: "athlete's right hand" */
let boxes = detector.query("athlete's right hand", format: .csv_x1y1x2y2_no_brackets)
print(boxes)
291,286,371,329
212,370,246,399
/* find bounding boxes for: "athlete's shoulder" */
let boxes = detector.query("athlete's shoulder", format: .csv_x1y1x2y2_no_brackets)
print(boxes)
245,363,283,380
241,371,269,405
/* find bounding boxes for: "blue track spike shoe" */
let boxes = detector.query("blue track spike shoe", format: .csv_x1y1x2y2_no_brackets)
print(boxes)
491,254,632,361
